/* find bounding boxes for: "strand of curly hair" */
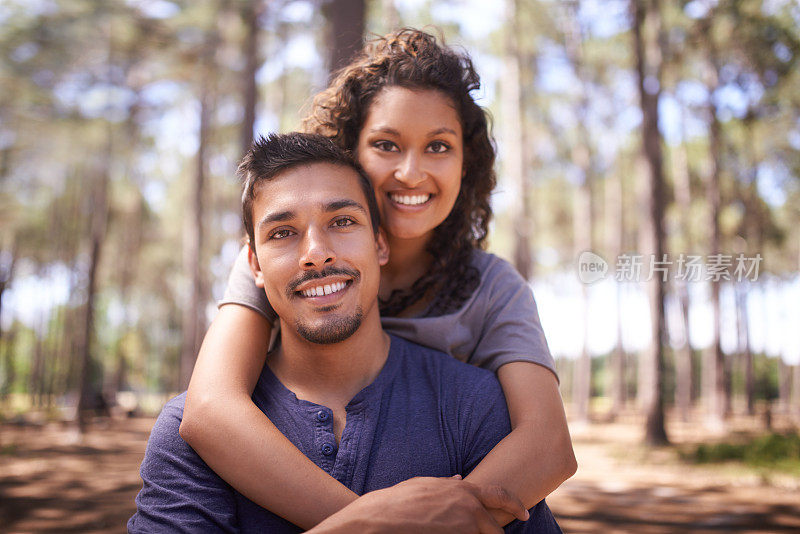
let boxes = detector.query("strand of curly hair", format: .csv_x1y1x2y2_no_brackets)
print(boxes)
302,28,496,317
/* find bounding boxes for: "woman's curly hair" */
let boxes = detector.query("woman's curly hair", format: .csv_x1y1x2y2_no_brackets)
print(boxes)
302,28,496,317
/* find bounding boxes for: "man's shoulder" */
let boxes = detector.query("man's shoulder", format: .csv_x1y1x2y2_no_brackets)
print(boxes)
155,393,186,426
143,393,191,458
390,334,497,387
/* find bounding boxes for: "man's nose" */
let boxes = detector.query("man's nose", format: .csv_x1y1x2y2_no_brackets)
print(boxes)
299,227,335,268
394,152,426,188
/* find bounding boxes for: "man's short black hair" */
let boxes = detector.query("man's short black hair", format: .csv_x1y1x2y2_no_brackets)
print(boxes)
239,132,381,248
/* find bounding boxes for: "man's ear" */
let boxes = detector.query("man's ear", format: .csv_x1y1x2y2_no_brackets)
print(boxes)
247,244,266,288
375,228,390,266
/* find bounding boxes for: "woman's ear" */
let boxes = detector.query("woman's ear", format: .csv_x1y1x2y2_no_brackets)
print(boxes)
247,245,266,288
375,228,390,266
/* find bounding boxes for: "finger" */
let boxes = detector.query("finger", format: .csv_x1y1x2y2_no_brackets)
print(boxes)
473,504,504,534
451,474,462,480
477,485,529,522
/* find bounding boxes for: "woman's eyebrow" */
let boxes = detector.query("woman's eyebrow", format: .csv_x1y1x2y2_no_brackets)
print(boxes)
368,126,458,137
427,127,458,137
367,126,400,136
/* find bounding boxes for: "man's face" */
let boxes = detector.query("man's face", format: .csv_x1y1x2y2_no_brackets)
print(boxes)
248,162,388,345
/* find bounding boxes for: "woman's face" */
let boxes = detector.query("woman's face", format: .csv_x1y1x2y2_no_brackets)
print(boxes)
356,87,463,243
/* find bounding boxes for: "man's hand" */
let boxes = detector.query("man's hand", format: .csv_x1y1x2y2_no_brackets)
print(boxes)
308,476,529,534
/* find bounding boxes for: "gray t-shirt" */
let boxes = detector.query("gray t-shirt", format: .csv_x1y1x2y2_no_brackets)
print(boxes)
221,247,555,376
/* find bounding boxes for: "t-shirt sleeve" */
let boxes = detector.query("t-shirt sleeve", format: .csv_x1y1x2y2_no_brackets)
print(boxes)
128,396,240,533
458,373,563,534
218,245,277,324
468,257,557,379
459,372,512,476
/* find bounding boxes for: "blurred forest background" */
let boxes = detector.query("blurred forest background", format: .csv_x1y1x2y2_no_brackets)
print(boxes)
2,0,800,531
1,0,800,485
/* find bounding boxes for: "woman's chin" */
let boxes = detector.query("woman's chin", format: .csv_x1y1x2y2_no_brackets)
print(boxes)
385,224,435,243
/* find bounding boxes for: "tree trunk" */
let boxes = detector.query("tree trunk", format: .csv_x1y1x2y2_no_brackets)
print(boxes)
703,76,727,430
324,0,365,76
76,151,111,432
632,0,668,446
671,116,693,422
1,325,17,407
572,176,593,423
111,192,144,397
605,157,626,418
502,0,532,280
180,87,210,390
778,358,791,414
740,119,762,416
560,0,596,423
792,364,800,423
240,0,261,157
735,282,754,415
179,30,216,389
0,238,17,355
31,318,46,407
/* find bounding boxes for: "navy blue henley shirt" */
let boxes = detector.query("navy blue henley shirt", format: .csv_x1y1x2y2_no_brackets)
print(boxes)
129,335,561,533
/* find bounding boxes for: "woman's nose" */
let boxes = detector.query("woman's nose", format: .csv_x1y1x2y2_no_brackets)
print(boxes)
394,152,426,188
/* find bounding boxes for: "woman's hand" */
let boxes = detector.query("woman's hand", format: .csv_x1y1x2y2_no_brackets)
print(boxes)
309,476,529,534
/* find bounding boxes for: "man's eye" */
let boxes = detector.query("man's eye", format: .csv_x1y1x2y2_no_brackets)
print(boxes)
374,140,398,152
269,229,293,239
332,217,355,228
428,141,450,153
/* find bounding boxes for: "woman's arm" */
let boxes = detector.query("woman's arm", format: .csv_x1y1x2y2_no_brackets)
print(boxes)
179,304,358,529
463,361,577,526
309,476,528,534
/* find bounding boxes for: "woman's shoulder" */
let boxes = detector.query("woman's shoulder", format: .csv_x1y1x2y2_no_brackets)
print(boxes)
469,249,529,295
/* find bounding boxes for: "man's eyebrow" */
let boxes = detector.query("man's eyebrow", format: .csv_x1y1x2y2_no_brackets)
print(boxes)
325,198,367,215
257,210,294,233
256,200,365,233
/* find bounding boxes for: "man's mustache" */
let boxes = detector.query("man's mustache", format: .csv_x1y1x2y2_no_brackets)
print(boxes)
286,267,361,297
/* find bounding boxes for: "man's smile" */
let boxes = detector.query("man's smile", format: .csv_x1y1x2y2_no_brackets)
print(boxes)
296,278,353,299
287,267,360,303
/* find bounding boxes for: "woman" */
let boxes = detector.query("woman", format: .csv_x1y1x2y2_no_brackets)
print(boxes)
180,28,576,530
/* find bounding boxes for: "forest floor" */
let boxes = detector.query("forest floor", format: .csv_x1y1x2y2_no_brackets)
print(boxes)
0,411,798,533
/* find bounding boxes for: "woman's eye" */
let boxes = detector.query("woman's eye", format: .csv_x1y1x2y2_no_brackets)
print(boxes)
269,229,293,240
428,141,450,153
374,140,398,152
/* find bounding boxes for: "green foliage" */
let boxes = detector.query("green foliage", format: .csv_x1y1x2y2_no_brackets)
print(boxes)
689,432,800,474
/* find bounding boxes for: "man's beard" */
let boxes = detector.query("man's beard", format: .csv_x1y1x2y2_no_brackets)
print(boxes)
295,306,363,344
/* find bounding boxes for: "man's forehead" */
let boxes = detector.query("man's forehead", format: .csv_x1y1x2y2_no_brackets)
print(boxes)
259,162,363,197
254,162,368,218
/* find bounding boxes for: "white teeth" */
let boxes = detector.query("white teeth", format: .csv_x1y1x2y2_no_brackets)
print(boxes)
301,281,347,298
390,193,430,206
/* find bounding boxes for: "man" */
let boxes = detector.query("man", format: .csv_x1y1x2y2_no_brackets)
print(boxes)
129,133,561,533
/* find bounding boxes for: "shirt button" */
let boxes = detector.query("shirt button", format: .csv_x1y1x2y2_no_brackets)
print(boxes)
321,443,335,456
316,410,329,422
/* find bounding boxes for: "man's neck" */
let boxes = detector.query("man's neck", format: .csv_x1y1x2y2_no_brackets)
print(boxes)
268,313,391,411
